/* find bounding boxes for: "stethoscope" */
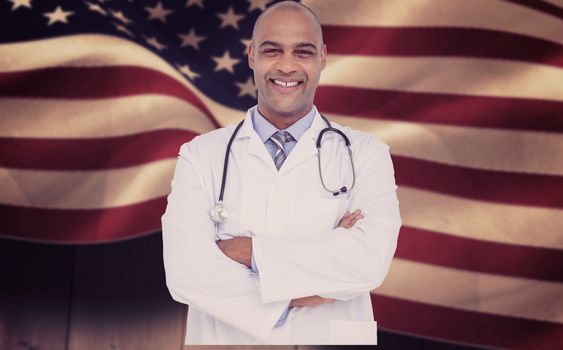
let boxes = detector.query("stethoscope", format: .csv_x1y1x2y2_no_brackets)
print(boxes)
210,115,356,224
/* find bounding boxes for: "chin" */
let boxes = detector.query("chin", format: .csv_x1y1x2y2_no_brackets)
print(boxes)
271,101,305,116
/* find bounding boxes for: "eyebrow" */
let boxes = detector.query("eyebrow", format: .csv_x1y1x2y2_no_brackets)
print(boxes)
259,41,318,50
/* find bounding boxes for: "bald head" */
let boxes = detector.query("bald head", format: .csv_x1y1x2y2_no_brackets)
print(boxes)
252,1,323,45
247,0,327,127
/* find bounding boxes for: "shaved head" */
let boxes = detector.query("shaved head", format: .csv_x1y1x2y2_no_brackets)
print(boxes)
252,1,324,45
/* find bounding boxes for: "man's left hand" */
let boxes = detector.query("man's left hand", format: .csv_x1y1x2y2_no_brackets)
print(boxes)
216,237,252,268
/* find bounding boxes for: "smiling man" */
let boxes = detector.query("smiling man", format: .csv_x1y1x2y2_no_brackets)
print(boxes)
162,1,401,345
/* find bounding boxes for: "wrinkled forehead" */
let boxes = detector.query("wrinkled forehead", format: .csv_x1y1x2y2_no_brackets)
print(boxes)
253,6,323,47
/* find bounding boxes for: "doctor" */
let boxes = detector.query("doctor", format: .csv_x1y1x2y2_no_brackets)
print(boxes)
162,1,401,345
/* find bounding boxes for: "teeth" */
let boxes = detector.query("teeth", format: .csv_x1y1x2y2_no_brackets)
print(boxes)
273,80,299,87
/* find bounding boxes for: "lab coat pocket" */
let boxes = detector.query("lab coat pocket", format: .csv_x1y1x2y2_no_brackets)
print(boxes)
311,196,348,234
328,320,377,345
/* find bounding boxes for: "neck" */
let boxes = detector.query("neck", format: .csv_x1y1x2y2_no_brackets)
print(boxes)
256,105,312,130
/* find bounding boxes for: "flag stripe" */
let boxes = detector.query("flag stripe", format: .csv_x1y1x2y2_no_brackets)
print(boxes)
323,55,563,102
371,294,563,350
2,133,562,210
0,198,165,243
379,259,563,323
503,0,563,20
0,66,219,128
324,26,563,68
316,86,563,133
396,226,563,283
399,187,563,249
0,96,216,138
0,130,196,170
544,0,563,9
305,0,563,45
394,156,563,209
329,114,563,176
0,160,175,209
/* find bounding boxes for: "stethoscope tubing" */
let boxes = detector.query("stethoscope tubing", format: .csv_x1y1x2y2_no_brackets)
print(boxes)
212,114,355,223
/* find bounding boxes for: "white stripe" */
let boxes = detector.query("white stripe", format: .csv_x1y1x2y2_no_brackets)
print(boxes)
304,0,563,46
375,259,563,323
399,186,563,249
0,96,215,138
327,114,563,176
322,55,563,102
0,160,174,209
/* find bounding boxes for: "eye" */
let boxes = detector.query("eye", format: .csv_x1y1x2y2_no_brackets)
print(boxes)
263,48,281,56
295,50,314,57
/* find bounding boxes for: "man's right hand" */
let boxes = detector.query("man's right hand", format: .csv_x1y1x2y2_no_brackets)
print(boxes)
289,210,363,307
337,209,364,229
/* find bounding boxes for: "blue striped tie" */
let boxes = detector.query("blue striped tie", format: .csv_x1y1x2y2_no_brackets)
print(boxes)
270,131,295,170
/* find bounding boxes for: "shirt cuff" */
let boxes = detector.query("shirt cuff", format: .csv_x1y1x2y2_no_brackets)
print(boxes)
251,250,259,273
274,304,291,327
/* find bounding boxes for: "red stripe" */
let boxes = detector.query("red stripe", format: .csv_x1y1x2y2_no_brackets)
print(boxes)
372,294,563,349
503,0,563,20
0,66,220,128
396,226,563,283
324,26,563,68
0,129,197,170
0,198,166,244
315,86,563,133
393,155,563,209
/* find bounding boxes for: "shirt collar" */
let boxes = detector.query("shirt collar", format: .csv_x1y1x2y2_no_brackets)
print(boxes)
251,105,316,143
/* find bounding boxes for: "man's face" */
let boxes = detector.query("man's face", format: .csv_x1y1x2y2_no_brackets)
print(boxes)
248,7,326,120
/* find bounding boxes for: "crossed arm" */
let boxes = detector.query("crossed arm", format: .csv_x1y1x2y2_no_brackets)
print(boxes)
216,210,364,307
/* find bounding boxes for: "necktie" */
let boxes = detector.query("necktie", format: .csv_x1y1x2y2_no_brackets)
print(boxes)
270,131,295,170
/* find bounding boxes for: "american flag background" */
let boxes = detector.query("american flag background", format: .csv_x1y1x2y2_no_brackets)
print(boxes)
1,0,563,349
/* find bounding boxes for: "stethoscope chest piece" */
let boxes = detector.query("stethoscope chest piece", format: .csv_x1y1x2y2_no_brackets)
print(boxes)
210,201,228,224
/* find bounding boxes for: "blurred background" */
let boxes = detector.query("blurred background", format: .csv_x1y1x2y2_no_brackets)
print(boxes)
1,0,562,349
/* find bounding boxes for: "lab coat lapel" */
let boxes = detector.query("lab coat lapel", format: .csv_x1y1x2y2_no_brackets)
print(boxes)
234,109,278,173
278,110,325,176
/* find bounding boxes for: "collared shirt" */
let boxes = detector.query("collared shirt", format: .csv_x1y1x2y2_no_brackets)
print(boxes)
252,105,316,161
250,105,316,327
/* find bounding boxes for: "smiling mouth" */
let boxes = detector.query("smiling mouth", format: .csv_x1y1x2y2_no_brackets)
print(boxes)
270,79,303,88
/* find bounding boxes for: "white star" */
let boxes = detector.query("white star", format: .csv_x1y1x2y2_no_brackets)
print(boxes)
114,23,133,36
240,38,251,55
177,64,200,80
178,29,205,50
9,0,32,11
247,0,270,12
212,51,241,73
145,36,167,51
235,77,256,98
84,1,107,16
217,7,244,30
145,2,173,23
185,0,203,9
43,6,74,26
111,10,133,25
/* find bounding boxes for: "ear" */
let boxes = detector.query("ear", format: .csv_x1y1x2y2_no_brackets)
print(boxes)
248,42,255,70
320,44,327,70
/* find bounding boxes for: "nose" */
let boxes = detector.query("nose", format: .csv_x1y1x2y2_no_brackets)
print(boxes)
275,51,298,74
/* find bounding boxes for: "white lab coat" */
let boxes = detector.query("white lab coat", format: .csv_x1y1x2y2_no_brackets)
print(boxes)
162,106,401,345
